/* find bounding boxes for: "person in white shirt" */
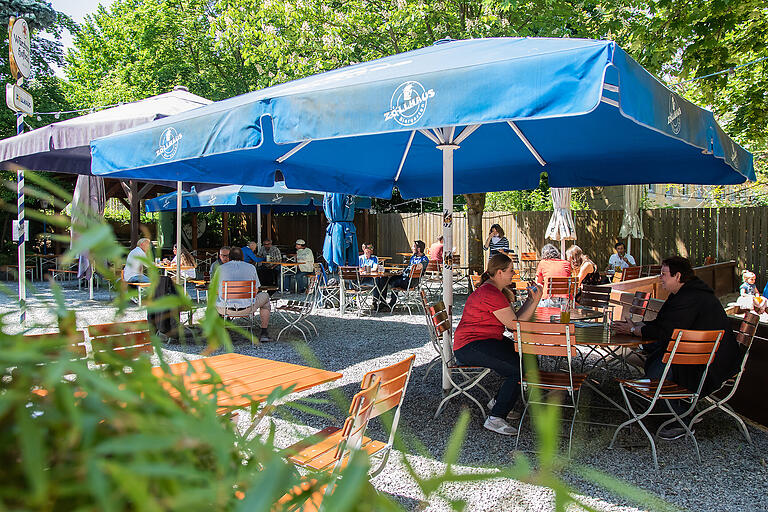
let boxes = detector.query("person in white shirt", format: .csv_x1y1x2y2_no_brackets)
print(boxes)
215,246,272,342
124,238,152,283
290,239,314,293
608,241,636,270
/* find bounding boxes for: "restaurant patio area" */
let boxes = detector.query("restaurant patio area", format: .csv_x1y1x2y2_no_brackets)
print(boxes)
3,281,766,512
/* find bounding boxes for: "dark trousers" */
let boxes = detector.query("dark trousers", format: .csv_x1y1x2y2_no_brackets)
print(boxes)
374,275,418,302
454,338,521,418
644,349,687,416
256,266,280,295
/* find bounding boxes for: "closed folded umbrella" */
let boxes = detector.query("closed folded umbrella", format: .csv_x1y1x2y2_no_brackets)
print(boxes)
322,193,358,273
545,187,577,255
70,175,106,299
619,184,645,260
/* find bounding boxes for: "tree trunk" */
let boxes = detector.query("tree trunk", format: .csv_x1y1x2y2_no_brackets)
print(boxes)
464,192,486,275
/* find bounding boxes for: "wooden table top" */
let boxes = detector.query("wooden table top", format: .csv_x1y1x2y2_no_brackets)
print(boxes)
151,353,343,411
574,325,643,348
534,306,604,322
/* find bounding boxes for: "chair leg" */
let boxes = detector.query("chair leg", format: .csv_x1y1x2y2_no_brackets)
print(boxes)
514,402,530,452
567,389,581,459
658,399,702,464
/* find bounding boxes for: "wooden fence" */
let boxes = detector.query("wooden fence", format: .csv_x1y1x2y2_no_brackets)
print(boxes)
372,208,766,279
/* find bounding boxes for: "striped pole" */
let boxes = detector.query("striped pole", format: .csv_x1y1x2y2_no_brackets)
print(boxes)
17,112,26,323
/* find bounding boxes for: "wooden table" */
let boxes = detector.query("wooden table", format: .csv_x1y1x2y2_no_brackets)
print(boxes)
152,353,343,413
534,306,604,323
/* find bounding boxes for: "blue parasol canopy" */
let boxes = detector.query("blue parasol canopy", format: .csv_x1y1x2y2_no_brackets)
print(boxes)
145,182,371,213
91,38,753,199
322,193,359,272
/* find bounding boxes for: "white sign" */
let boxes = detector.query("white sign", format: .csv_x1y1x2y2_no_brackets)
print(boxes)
9,18,31,79
12,219,29,242
6,83,33,114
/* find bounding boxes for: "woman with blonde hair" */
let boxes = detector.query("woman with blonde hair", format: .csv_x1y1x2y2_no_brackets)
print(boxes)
565,245,600,287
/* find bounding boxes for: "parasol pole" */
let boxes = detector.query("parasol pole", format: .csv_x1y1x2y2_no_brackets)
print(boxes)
176,181,182,284
439,138,457,392
257,204,262,246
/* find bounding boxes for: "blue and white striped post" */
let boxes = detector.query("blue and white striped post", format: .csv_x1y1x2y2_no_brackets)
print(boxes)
16,112,26,323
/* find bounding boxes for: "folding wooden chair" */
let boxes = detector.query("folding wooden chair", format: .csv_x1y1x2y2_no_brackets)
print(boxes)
642,264,662,277
611,290,650,322
468,274,482,292
432,300,493,419
276,275,319,342
391,266,424,314
514,321,587,457
609,328,723,470
315,263,340,309
620,265,642,281
520,251,538,279
281,377,381,509
688,312,759,444
87,320,153,365
420,289,443,382
339,266,374,316
422,260,443,299
544,276,577,307
219,280,260,336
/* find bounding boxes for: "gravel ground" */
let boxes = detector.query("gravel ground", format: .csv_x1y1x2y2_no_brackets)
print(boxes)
2,279,767,512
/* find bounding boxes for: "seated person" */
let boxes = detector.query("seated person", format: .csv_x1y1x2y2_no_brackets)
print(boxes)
373,240,429,310
124,238,152,283
209,246,230,276
535,243,572,305
286,239,314,293
215,246,272,342
453,253,542,435
242,241,264,265
614,256,740,439
736,270,765,310
428,235,444,263
565,245,601,290
608,241,636,270
164,244,197,279
256,239,281,292
358,243,378,270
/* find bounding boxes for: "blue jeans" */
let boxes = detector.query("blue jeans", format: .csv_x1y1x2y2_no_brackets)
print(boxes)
454,338,521,418
286,271,311,293
127,274,150,283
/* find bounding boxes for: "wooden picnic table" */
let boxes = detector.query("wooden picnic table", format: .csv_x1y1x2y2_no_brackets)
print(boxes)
151,353,343,413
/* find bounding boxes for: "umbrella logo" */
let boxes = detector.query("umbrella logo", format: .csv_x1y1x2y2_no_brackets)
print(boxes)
162,198,171,208
207,194,217,205
272,195,283,203
667,94,682,135
385,81,435,126
156,127,182,159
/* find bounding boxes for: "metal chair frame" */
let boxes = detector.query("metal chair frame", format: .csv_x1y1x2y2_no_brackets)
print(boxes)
514,321,587,458
315,263,340,309
339,266,374,316
220,280,260,336
391,265,424,315
608,328,723,470
688,312,759,444
276,275,319,342
430,299,493,419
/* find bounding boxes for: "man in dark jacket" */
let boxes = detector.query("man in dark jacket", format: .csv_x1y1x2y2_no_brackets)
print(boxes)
614,256,741,436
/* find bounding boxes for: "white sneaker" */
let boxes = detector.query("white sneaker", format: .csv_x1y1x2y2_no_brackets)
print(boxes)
487,399,522,422
484,416,518,436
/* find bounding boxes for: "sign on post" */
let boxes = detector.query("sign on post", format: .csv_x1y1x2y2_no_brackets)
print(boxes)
12,218,29,242
6,83,33,114
8,17,31,80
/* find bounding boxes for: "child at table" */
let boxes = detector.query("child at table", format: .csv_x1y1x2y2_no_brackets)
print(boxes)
736,270,765,310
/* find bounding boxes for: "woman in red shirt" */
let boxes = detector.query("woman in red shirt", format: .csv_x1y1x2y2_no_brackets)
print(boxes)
535,243,572,304
453,254,543,435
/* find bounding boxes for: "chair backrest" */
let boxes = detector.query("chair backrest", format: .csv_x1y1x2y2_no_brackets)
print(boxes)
579,284,611,310
332,377,381,464
521,252,537,261
662,329,723,365
339,266,360,282
509,252,520,265
544,276,576,298
736,312,760,348
704,256,716,265
621,266,642,281
361,354,416,419
628,290,650,317
221,280,258,300
24,332,88,360
642,264,662,277
430,301,450,336
514,321,577,358
469,274,482,292
408,265,423,280
87,320,152,362
426,261,441,273
452,254,461,266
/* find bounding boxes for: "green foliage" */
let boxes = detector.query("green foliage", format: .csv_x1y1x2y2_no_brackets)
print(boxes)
485,175,589,211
